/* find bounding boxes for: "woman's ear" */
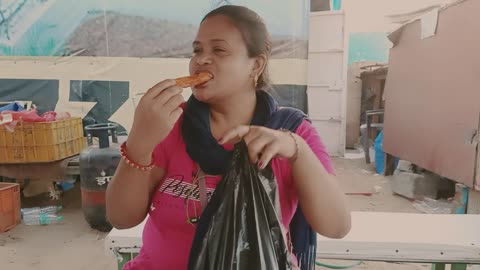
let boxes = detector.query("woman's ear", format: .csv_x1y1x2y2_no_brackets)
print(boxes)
252,54,267,77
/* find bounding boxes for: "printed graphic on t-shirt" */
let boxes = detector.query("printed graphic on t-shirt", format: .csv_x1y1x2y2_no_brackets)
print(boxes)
159,175,215,201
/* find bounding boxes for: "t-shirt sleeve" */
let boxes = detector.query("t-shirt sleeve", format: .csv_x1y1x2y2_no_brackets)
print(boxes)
295,120,336,175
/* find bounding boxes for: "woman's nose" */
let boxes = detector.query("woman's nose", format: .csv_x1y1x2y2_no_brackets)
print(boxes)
196,53,212,65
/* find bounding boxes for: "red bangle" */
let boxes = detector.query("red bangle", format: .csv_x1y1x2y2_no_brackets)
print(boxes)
120,142,155,171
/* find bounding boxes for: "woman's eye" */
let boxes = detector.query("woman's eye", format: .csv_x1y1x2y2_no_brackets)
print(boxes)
214,48,225,53
193,48,201,54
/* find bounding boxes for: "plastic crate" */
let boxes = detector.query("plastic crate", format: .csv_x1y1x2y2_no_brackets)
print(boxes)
0,117,86,163
0,183,21,232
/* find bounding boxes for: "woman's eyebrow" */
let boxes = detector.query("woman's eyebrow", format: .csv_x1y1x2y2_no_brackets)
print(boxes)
193,39,229,46
210,38,228,44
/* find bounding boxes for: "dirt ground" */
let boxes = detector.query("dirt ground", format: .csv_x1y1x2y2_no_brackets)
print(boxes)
0,154,475,270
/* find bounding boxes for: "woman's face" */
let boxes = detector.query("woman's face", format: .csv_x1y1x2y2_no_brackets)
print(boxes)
189,15,257,103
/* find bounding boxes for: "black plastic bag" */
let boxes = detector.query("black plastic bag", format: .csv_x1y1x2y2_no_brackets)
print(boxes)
187,141,293,270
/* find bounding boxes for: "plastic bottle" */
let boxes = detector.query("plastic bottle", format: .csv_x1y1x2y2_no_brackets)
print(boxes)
23,213,64,226
21,206,62,217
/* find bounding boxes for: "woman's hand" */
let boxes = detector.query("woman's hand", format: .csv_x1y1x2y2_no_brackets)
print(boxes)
127,79,184,164
219,125,298,169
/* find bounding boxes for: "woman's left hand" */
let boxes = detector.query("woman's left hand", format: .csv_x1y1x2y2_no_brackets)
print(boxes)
219,125,298,169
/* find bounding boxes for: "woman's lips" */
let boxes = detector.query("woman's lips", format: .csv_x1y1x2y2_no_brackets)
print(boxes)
193,71,213,89
194,80,210,89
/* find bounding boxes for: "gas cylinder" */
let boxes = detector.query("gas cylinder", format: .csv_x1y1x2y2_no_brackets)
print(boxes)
79,123,120,232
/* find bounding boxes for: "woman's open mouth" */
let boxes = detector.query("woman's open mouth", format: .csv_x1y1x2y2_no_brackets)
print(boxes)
193,71,213,89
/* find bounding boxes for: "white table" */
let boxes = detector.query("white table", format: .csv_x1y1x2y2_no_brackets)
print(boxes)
105,212,480,269
317,212,480,269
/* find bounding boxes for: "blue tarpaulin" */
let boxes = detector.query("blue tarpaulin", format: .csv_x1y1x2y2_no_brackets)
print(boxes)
0,102,25,112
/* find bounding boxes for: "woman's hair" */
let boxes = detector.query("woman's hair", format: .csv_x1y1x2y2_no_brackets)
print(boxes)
202,5,272,90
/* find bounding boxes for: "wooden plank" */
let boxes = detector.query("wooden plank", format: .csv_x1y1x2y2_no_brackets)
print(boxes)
476,112,480,192
317,212,480,263
384,153,396,176
0,155,80,179
467,189,480,214
371,79,383,132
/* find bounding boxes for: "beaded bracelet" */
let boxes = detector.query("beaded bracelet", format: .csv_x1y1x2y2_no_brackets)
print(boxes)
120,142,155,171
279,129,299,163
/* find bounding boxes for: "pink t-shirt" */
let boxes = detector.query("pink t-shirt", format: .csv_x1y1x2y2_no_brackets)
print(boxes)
123,116,334,270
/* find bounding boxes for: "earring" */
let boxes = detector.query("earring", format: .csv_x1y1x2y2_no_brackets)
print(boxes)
253,74,258,88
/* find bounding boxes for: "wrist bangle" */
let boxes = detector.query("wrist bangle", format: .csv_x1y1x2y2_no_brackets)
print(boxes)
120,142,155,171
279,129,299,163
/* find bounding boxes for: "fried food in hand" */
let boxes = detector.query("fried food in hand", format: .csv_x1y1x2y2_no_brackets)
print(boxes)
175,72,212,88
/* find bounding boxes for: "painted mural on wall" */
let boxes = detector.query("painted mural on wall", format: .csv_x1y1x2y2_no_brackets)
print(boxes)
0,0,310,132
0,0,309,58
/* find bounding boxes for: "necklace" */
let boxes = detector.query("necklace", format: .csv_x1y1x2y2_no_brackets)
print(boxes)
185,165,208,225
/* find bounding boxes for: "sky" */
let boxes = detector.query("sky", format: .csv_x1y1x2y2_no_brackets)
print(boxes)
84,0,309,37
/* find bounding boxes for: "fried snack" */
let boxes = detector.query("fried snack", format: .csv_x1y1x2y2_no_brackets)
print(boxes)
175,72,212,88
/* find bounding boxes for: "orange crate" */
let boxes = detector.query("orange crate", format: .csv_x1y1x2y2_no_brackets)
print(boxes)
0,117,86,163
0,183,21,232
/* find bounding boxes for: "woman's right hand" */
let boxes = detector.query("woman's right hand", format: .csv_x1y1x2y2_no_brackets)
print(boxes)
126,79,184,164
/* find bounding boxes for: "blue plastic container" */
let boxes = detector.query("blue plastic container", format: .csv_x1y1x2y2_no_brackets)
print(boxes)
374,131,399,174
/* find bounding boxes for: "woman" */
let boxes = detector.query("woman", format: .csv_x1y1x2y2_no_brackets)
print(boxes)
106,5,351,270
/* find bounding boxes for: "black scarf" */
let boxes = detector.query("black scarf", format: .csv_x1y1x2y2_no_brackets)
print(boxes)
181,90,278,175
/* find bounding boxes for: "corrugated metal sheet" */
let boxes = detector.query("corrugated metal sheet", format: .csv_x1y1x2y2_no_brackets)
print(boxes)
383,0,480,187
